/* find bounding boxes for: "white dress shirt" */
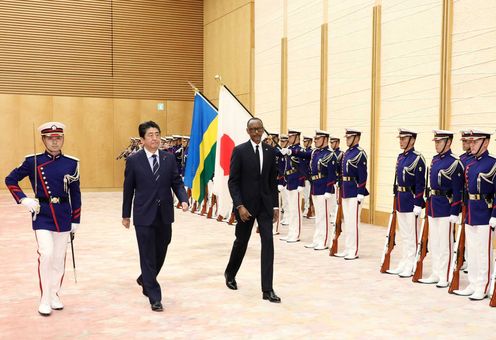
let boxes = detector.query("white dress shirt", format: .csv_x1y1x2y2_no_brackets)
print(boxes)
250,139,263,174
144,147,160,171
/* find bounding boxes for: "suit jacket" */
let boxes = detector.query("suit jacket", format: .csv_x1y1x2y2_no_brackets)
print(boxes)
122,149,188,226
228,141,279,217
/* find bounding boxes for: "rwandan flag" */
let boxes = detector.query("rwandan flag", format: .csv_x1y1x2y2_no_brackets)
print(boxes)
183,91,218,204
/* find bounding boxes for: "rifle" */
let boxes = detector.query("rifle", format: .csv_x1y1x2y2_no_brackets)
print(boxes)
448,202,466,293
200,185,208,216
380,174,398,273
207,194,217,219
412,167,430,282
329,187,343,256
306,195,315,218
489,254,496,307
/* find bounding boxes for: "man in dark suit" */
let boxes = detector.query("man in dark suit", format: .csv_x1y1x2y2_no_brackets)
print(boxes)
122,121,188,312
224,117,281,303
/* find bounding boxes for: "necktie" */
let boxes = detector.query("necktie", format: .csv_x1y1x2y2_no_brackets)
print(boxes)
255,145,261,174
152,154,160,181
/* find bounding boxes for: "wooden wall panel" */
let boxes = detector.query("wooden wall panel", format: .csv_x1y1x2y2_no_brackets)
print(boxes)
0,0,203,101
0,94,52,189
375,0,442,213
204,0,250,25
204,1,253,109
52,97,114,188
254,0,283,132
450,0,496,153
166,101,195,136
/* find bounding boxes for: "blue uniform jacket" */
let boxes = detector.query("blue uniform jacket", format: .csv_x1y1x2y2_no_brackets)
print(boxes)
285,144,306,190
394,148,426,213
460,151,474,205
341,144,369,199
275,149,287,186
464,151,496,226
5,151,81,232
291,147,337,195
427,150,463,218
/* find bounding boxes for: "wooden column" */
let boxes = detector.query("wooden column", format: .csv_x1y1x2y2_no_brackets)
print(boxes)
280,0,288,133
320,0,328,130
439,0,453,129
369,3,381,224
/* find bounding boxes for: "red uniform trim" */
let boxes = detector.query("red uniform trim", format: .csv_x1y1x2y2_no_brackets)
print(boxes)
37,160,61,232
297,192,301,238
323,199,329,246
484,228,493,294
446,223,453,281
355,200,359,256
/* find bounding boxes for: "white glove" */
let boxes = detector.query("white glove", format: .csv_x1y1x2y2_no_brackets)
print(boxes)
281,148,292,156
277,185,284,192
357,194,364,203
324,192,332,200
21,197,40,214
449,215,459,224
71,224,79,233
413,205,422,216
297,186,305,192
489,217,496,228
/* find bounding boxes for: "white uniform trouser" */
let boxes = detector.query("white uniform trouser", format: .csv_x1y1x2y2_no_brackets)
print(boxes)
280,186,289,221
465,224,494,294
328,188,338,225
35,230,70,306
396,212,420,273
286,189,302,241
303,180,311,212
312,195,330,247
342,197,362,257
427,216,454,282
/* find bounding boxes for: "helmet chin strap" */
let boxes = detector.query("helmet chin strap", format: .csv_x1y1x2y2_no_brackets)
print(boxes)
439,139,449,155
475,139,485,157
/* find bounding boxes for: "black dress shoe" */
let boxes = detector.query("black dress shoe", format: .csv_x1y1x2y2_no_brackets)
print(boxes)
151,301,163,312
224,273,237,290
262,290,281,303
136,277,148,297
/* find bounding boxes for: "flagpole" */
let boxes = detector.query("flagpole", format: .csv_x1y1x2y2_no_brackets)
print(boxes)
215,75,281,149
187,81,199,93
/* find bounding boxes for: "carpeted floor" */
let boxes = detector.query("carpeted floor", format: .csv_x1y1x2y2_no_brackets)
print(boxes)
0,192,494,339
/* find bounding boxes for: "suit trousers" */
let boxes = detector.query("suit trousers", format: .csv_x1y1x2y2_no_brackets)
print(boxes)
35,230,70,306
135,209,171,303
225,209,274,292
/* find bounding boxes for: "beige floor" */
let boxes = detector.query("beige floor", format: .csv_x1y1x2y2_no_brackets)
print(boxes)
0,192,494,339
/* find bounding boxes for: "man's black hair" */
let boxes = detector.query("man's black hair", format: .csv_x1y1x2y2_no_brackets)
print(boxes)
139,121,161,138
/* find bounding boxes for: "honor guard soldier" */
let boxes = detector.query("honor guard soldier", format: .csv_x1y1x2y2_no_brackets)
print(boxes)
277,134,290,227
328,135,342,230
418,130,463,287
302,135,313,218
453,129,496,300
458,130,474,270
179,136,190,177
387,128,426,277
335,128,368,260
279,129,306,242
5,122,81,316
289,130,337,249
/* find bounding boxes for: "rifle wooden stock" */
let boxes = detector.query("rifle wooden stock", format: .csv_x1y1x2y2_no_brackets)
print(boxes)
329,190,343,256
490,261,496,307
448,212,465,293
380,199,397,273
200,185,208,215
228,212,236,225
191,201,197,213
207,194,216,219
412,213,429,282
